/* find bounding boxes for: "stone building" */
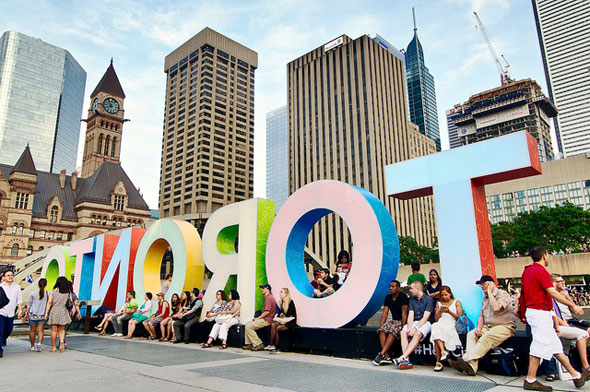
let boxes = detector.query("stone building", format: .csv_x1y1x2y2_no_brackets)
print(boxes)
0,62,150,264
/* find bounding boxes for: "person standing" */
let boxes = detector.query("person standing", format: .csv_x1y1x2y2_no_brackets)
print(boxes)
0,269,23,358
373,280,408,366
520,246,589,391
45,276,78,352
24,278,48,352
243,284,277,351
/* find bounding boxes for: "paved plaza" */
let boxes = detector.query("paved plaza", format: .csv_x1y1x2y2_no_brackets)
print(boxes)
0,333,583,391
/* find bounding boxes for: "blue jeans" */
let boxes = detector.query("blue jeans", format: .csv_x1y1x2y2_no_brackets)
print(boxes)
0,315,15,354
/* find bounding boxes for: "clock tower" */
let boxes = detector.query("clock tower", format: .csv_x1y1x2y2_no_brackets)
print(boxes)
80,60,126,178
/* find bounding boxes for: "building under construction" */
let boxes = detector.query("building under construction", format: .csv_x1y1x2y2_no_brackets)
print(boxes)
450,78,557,161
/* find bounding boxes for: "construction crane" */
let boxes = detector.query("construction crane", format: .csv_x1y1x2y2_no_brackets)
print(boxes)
473,11,513,85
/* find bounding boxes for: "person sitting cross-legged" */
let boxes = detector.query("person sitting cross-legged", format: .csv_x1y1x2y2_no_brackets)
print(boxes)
455,275,516,376
312,269,336,298
393,281,435,370
373,280,408,366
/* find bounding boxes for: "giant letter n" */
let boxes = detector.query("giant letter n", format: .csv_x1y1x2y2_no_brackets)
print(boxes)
385,131,541,321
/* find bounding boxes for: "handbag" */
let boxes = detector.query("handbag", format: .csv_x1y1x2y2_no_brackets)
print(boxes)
65,294,74,312
273,315,295,325
482,347,519,376
0,287,9,310
215,314,233,324
455,313,474,334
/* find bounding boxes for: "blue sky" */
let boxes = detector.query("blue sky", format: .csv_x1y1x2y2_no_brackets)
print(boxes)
0,0,548,209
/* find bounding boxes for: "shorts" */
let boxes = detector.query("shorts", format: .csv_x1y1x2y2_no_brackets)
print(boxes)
132,315,149,323
377,320,403,338
526,308,563,360
402,320,431,341
148,317,164,326
28,318,46,326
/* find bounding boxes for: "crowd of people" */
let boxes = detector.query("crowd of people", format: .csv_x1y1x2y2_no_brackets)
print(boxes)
372,252,590,391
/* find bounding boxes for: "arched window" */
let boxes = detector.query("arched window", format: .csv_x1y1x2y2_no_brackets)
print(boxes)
17,224,23,236
27,245,33,256
10,243,19,257
38,246,44,251
91,214,96,224
104,135,110,156
98,134,104,154
50,206,59,222
111,137,117,158
102,216,107,225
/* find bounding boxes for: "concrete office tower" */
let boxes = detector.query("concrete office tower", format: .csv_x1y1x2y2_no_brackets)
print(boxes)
287,34,437,266
266,105,288,213
405,12,441,151
159,28,257,218
532,0,590,158
451,79,556,161
446,108,462,149
0,31,86,173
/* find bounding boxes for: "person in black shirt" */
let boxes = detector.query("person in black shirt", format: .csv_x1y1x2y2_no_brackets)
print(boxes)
313,269,335,298
373,280,409,365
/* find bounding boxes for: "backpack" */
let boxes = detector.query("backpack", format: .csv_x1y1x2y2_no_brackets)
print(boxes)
0,287,9,310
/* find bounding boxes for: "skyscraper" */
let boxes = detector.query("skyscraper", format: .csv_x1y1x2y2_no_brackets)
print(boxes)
532,0,590,157
446,108,462,149
451,79,556,162
404,11,441,151
266,105,288,212
288,34,437,266
158,28,257,218
0,31,86,174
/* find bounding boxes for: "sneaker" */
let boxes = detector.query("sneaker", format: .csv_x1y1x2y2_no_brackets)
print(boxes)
270,349,280,354
434,362,443,372
456,358,475,376
264,345,275,351
242,344,253,350
399,360,413,370
30,346,36,352
373,353,384,366
35,344,42,352
111,333,118,337
523,379,553,391
251,343,265,351
392,356,405,366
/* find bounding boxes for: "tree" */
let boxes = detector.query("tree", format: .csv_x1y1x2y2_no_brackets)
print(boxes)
490,202,590,257
398,236,439,265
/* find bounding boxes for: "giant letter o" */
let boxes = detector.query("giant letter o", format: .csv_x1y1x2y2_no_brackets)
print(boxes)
266,180,399,328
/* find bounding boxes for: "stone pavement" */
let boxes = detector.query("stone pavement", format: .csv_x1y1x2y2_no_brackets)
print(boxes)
0,334,584,392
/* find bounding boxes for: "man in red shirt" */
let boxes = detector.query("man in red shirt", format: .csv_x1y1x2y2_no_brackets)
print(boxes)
243,284,277,351
520,246,589,391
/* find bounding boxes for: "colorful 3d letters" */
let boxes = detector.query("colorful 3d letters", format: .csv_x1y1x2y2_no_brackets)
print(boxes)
133,219,204,304
201,198,275,322
40,245,76,290
265,181,399,328
385,131,541,321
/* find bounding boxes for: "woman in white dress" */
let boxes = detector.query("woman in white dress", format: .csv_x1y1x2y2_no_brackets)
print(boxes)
430,285,463,371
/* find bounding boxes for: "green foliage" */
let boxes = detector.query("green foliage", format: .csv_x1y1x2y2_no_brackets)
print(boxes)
398,236,439,265
490,202,590,257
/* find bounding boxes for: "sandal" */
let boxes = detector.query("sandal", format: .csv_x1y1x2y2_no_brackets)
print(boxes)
220,343,227,350
545,374,557,382
201,343,212,348
98,331,105,336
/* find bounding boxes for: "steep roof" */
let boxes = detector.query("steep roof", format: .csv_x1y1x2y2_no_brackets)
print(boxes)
10,145,37,175
75,161,148,210
91,60,125,98
0,151,149,222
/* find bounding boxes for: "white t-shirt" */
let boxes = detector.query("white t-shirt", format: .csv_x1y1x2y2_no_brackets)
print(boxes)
0,282,23,317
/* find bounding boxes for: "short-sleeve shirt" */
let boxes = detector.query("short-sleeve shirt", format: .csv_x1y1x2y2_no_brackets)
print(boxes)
126,298,138,312
262,294,277,323
383,293,409,321
0,282,22,317
481,288,516,328
407,273,427,288
522,262,553,311
28,290,49,317
408,293,435,322
425,281,441,297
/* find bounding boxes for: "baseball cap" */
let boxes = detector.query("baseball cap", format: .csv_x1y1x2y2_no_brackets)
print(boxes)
259,283,272,291
157,292,165,297
475,275,495,285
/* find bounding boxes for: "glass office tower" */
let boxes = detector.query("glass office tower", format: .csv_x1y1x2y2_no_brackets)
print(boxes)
265,105,288,213
0,31,86,173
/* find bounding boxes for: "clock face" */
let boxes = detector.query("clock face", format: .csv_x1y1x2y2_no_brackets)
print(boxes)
92,98,100,113
103,98,119,114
